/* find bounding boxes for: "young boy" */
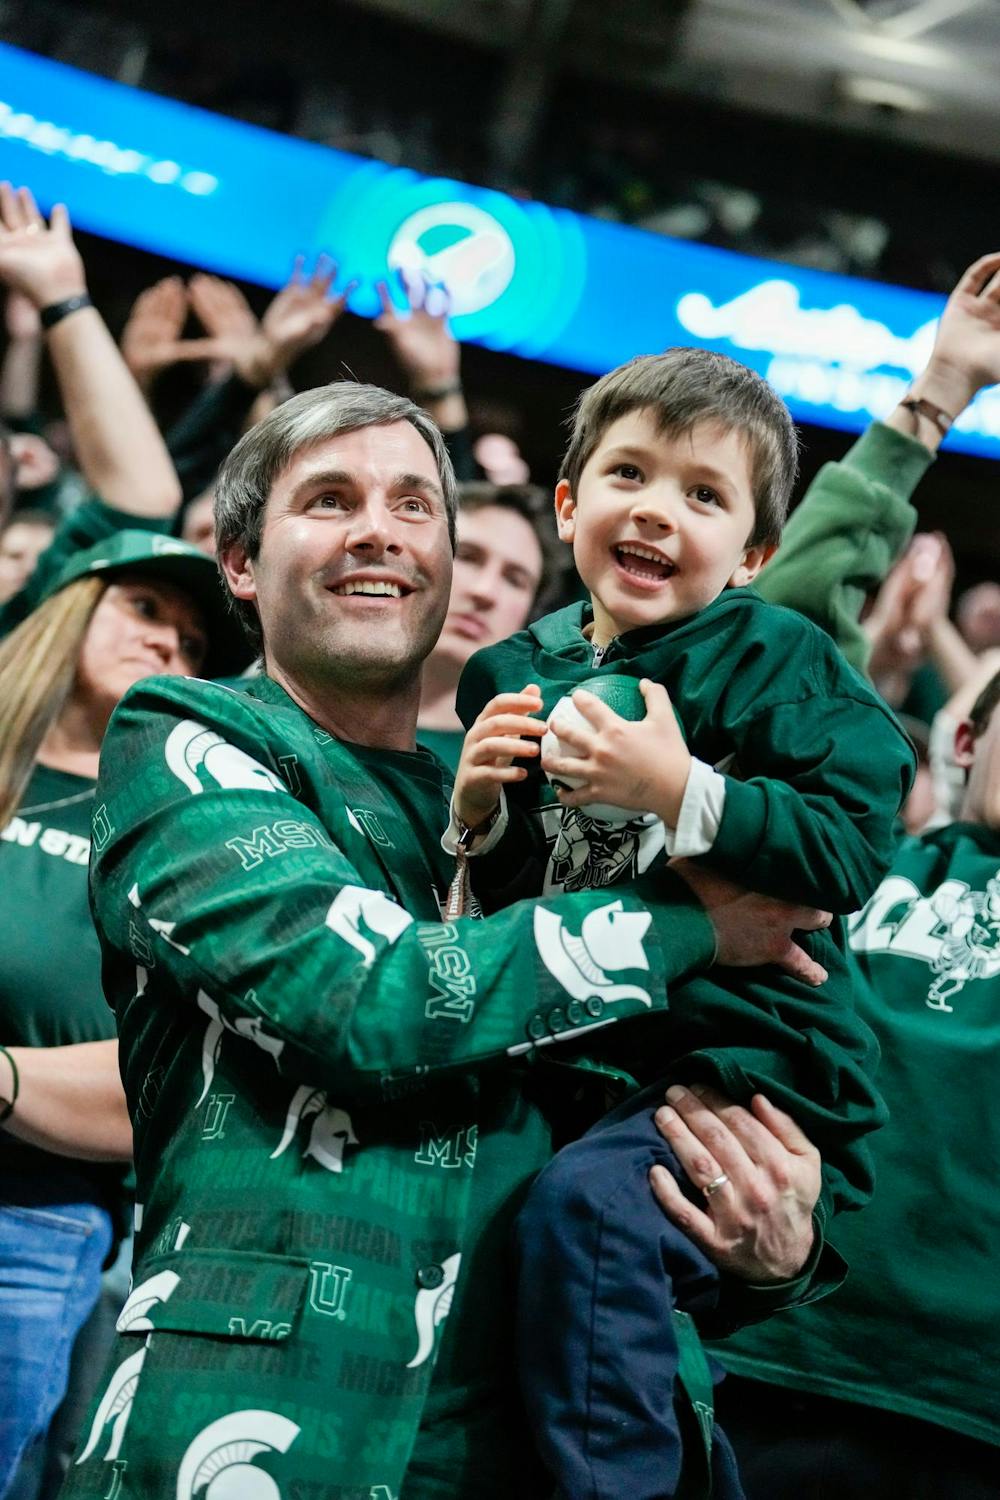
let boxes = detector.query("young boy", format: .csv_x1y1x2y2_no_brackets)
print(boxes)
450,349,915,1499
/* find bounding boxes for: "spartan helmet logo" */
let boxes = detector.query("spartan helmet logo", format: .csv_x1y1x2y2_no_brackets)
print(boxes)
407,1252,461,1370
165,720,286,797
115,1269,181,1334
196,991,285,1105
325,886,414,967
176,1410,300,1499
270,1086,359,1173
533,899,653,1008
76,1269,182,1467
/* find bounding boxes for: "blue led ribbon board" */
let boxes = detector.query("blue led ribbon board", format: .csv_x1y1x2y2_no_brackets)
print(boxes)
2,41,998,456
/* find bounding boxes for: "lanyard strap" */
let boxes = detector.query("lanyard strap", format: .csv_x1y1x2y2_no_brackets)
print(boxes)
673,1308,715,1498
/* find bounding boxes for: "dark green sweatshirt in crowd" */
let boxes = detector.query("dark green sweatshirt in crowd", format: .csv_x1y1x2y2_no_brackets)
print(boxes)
718,820,1000,1448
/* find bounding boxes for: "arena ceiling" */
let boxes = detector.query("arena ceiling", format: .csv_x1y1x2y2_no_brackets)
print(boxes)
350,0,1000,165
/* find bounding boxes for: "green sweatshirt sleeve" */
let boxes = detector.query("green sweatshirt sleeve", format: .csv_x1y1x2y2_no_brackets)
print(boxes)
707,690,914,913
92,680,716,1103
705,1224,847,1339
754,422,933,672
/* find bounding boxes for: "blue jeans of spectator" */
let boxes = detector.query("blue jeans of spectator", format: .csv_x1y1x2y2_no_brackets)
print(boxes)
0,1193,113,1498
514,1083,745,1500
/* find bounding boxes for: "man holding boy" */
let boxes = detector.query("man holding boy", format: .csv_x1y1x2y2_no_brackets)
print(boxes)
455,348,914,1498
64,381,834,1500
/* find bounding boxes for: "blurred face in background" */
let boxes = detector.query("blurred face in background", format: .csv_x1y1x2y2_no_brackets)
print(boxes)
182,489,218,557
957,583,1000,655
430,503,543,673
0,516,55,604
73,574,208,726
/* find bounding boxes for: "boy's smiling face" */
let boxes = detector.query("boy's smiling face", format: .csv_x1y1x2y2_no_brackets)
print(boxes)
556,408,777,645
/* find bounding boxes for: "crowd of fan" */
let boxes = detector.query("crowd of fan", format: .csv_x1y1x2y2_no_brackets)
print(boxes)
3,171,1000,1500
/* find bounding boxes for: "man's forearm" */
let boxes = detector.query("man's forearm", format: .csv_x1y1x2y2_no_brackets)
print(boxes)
0,333,42,420
927,615,979,694
1,1039,132,1162
47,307,181,517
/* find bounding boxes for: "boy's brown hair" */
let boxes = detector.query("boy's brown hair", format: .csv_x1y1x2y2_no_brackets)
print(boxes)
559,348,800,547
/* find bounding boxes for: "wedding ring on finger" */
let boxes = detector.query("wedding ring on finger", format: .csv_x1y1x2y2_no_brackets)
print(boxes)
704,1172,730,1198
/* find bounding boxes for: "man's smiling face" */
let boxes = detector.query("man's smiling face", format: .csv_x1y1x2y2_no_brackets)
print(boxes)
223,421,453,694
555,408,775,645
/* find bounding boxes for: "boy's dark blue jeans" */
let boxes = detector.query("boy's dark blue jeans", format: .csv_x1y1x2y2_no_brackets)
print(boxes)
514,1082,746,1500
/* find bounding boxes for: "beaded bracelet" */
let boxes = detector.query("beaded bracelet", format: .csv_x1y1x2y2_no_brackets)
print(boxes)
0,1044,19,1124
899,395,954,438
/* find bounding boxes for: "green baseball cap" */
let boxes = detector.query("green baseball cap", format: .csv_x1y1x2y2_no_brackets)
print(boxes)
45,530,251,678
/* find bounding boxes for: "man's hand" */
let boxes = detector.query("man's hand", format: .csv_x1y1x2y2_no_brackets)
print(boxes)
256,255,354,379
0,183,87,309
919,251,1000,413
187,259,353,389
889,251,1000,450
672,860,831,985
650,1083,820,1283
10,432,59,491
120,276,190,389
542,680,692,824
375,273,460,389
453,686,544,829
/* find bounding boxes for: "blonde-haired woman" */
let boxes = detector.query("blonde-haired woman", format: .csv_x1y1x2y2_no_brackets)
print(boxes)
0,530,243,1495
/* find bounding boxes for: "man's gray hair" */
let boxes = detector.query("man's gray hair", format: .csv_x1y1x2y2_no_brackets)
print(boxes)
214,382,458,647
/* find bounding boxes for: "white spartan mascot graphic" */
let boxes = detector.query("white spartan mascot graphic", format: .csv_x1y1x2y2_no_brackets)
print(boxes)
75,1268,182,1466
407,1252,462,1369
270,1085,359,1172
532,899,654,1009
928,874,1000,1006
176,1410,300,1499
165,720,287,799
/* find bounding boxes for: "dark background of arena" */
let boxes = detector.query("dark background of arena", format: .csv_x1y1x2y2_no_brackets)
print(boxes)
7,0,1000,579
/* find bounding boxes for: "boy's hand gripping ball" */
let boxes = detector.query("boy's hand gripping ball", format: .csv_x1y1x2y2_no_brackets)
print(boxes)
541,674,647,823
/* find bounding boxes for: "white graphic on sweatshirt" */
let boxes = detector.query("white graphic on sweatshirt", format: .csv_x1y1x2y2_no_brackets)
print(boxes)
407,1252,461,1369
115,1270,181,1333
165,720,285,797
270,1086,358,1172
325,885,413,966
534,900,653,1007
196,990,285,1105
74,1346,148,1466
176,1410,300,1499
543,807,665,895
849,873,1000,1011
76,1269,181,1466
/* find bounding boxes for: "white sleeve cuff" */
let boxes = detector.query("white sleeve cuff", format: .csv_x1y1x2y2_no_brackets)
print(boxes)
441,788,510,857
662,758,727,857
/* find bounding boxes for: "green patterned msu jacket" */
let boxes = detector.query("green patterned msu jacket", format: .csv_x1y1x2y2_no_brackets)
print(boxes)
62,670,728,1500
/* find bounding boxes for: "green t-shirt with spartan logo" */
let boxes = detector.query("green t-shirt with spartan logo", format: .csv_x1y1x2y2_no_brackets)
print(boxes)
718,821,1000,1448
0,763,127,1216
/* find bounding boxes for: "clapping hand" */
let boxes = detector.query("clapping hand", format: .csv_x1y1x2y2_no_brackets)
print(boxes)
120,276,190,389
375,271,460,391
902,252,1000,435
0,184,86,310
189,258,355,388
